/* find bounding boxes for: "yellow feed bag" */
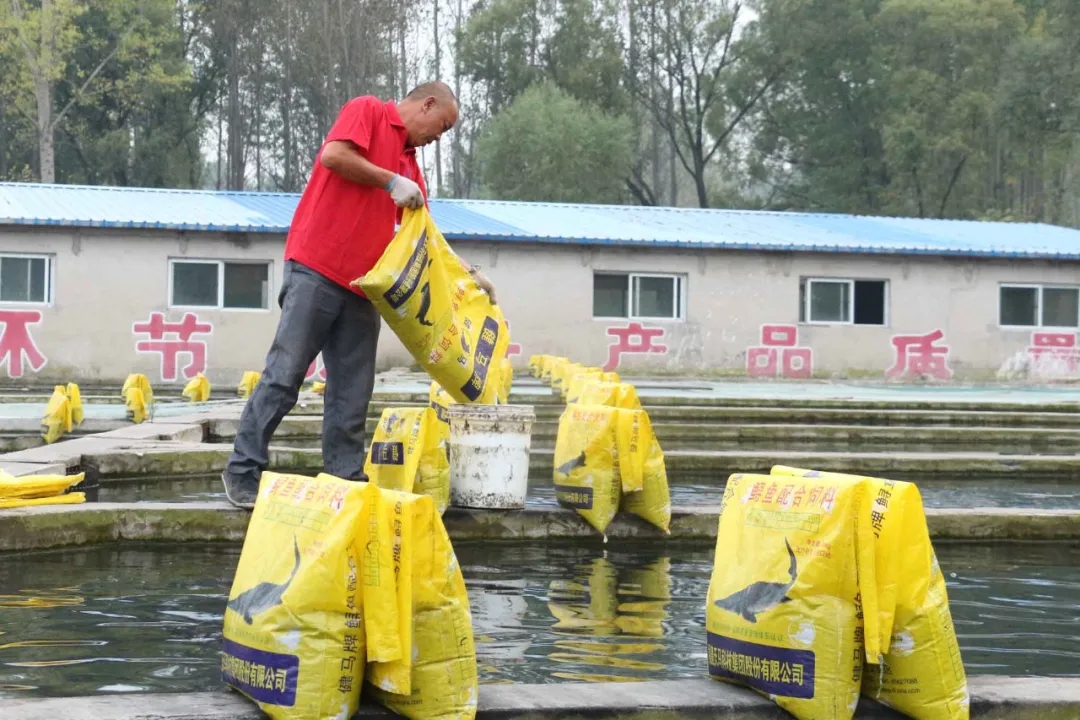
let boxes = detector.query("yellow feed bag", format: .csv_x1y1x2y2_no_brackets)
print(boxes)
707,472,881,720
576,380,641,410
238,371,261,398
566,372,620,404
420,383,454,515
539,356,568,384
553,403,620,537
618,412,671,534
498,357,513,403
365,408,429,493
528,355,546,378
122,373,154,406
221,472,398,719
40,386,73,444
0,470,84,500
365,488,478,720
182,372,211,402
354,207,510,405
770,466,969,719
66,383,83,426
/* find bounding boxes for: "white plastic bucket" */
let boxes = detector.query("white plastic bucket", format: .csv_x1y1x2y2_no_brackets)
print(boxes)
448,404,535,509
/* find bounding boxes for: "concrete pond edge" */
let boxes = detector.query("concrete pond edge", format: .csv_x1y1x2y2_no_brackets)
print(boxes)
2,502,1080,552
5,677,1080,720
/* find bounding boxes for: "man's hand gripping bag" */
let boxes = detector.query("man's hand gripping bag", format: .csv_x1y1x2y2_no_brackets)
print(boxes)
771,466,969,720
706,473,881,720
354,207,510,404
365,489,478,720
221,472,399,720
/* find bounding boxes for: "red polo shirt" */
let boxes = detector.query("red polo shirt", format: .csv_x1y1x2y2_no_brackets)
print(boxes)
284,96,429,294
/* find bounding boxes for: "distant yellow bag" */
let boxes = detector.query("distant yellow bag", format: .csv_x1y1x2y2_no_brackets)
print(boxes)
553,403,620,537
707,472,880,720
566,372,620,404
238,371,261,398
311,381,326,395
771,467,968,720
40,386,72,444
65,383,83,426
365,408,429,493
122,373,153,406
182,372,211,402
355,207,510,404
419,383,454,515
576,380,640,410
0,470,84,499
0,493,85,509
365,489,478,720
551,362,586,394
528,355,546,378
538,356,567,384
619,412,671,534
222,472,398,720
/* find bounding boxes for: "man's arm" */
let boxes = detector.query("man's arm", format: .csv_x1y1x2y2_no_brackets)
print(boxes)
321,141,424,209
320,141,395,187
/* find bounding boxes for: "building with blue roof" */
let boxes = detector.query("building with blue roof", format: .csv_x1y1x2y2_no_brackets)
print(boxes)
1,181,1079,384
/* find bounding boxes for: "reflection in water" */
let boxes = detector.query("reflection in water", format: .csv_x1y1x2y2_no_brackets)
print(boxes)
0,540,1079,698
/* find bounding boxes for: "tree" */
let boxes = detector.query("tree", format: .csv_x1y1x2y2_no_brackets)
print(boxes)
0,0,187,183
629,0,786,208
475,81,633,203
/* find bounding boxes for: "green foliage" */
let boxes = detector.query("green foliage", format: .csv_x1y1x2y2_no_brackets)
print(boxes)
475,81,633,203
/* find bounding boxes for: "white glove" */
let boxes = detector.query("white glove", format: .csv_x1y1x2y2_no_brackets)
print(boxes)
387,174,424,209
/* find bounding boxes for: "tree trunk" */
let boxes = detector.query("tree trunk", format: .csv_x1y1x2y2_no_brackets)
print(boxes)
226,16,244,191
452,0,463,196
282,0,294,190
0,96,7,179
433,0,442,195
36,78,55,183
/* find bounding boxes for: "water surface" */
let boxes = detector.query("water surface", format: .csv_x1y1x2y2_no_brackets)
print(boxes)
1,541,1078,699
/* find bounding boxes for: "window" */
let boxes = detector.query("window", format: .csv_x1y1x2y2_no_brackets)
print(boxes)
800,278,887,325
999,284,1079,328
0,254,52,304
592,272,684,320
170,260,270,310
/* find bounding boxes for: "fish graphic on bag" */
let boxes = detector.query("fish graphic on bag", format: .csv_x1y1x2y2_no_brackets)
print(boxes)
713,538,798,623
227,536,301,625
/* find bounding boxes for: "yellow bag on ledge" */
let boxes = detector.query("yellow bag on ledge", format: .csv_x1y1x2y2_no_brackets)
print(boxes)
706,472,881,720
552,403,620,537
354,207,510,405
182,372,211,402
66,382,84,426
420,383,455,515
40,385,73,444
364,408,429,493
221,472,399,720
238,371,261,398
365,488,478,720
770,466,969,720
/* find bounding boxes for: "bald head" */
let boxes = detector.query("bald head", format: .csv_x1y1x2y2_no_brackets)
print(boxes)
399,80,459,148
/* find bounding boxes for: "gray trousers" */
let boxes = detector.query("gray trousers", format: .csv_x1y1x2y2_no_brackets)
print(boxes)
226,260,380,482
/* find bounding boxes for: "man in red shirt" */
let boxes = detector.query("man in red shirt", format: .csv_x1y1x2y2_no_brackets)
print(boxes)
222,80,495,509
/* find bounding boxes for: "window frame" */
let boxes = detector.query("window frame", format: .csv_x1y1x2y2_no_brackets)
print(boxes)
999,282,1080,330
592,271,686,322
0,252,54,307
167,258,273,312
800,277,889,327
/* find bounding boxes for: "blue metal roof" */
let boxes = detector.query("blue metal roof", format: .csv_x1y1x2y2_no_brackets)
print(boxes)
2,181,1080,260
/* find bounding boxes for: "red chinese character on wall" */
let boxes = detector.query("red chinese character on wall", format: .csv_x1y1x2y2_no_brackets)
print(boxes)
132,312,213,382
746,324,813,379
305,354,327,382
886,329,952,381
603,322,668,371
0,309,48,378
1027,332,1080,374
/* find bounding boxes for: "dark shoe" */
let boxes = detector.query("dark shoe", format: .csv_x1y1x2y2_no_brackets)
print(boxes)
221,471,258,510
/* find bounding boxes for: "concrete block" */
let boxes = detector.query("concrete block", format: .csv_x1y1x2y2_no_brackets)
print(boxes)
97,423,206,442
5,677,1080,720
0,460,69,477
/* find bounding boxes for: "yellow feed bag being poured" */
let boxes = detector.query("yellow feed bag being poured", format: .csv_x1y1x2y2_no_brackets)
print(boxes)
706,472,881,720
354,207,510,405
770,466,969,720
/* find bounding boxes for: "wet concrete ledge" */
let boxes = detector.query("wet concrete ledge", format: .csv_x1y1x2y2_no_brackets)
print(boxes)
5,676,1080,720
2,502,1079,552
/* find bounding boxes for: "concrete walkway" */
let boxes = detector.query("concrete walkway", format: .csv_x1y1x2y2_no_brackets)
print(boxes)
5,676,1079,719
